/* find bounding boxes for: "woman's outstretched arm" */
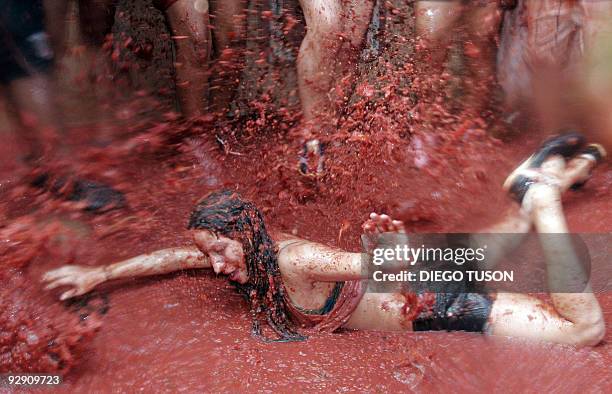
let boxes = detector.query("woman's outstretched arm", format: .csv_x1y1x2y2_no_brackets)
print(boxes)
42,247,209,300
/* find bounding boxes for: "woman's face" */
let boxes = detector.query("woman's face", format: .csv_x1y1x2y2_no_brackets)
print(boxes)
193,230,247,284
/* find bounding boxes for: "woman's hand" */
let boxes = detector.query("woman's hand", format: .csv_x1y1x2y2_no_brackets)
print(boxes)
362,213,406,234
361,213,407,254
42,265,107,300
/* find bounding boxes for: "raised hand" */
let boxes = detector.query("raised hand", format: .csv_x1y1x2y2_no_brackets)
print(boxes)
362,213,406,234
361,213,407,254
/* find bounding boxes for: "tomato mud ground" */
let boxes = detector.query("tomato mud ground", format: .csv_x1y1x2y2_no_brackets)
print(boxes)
1,1,612,392
1,108,611,392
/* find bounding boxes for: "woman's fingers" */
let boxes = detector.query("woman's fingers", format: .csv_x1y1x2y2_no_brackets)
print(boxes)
367,213,405,233
44,276,77,290
367,213,384,233
44,276,86,300
362,219,376,233
392,220,406,233
371,213,390,232
42,266,101,300
60,289,79,301
379,214,393,232
42,266,77,282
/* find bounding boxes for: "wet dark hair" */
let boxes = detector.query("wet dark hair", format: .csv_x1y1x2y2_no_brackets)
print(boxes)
188,190,305,342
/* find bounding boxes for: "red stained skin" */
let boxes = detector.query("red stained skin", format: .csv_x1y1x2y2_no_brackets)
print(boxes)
0,1,611,392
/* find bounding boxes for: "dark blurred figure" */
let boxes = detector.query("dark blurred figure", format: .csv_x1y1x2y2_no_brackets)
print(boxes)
0,0,124,212
44,0,247,117
0,0,59,163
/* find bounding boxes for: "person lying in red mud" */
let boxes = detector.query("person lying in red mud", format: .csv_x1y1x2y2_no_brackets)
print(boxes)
43,133,606,347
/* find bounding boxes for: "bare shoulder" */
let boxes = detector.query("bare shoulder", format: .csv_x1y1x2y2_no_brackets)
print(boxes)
270,233,309,280
277,236,361,282
269,232,306,250
274,234,309,262
273,231,302,243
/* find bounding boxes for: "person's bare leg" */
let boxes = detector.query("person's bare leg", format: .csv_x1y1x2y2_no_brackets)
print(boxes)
77,0,117,143
298,0,341,129
7,75,63,162
488,155,605,347
576,1,612,151
78,0,116,48
463,2,502,114
415,0,463,67
2,96,43,166
210,0,245,50
581,84,612,153
72,0,116,81
472,145,604,270
43,0,71,58
166,0,212,117
297,0,373,131
523,0,578,133
208,0,246,114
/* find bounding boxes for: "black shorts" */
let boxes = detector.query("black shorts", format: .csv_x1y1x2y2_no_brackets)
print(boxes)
409,245,494,333
412,292,494,333
0,0,54,85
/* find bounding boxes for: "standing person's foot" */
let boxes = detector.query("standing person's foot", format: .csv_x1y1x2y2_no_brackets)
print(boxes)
29,171,126,213
68,179,126,213
298,139,325,177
